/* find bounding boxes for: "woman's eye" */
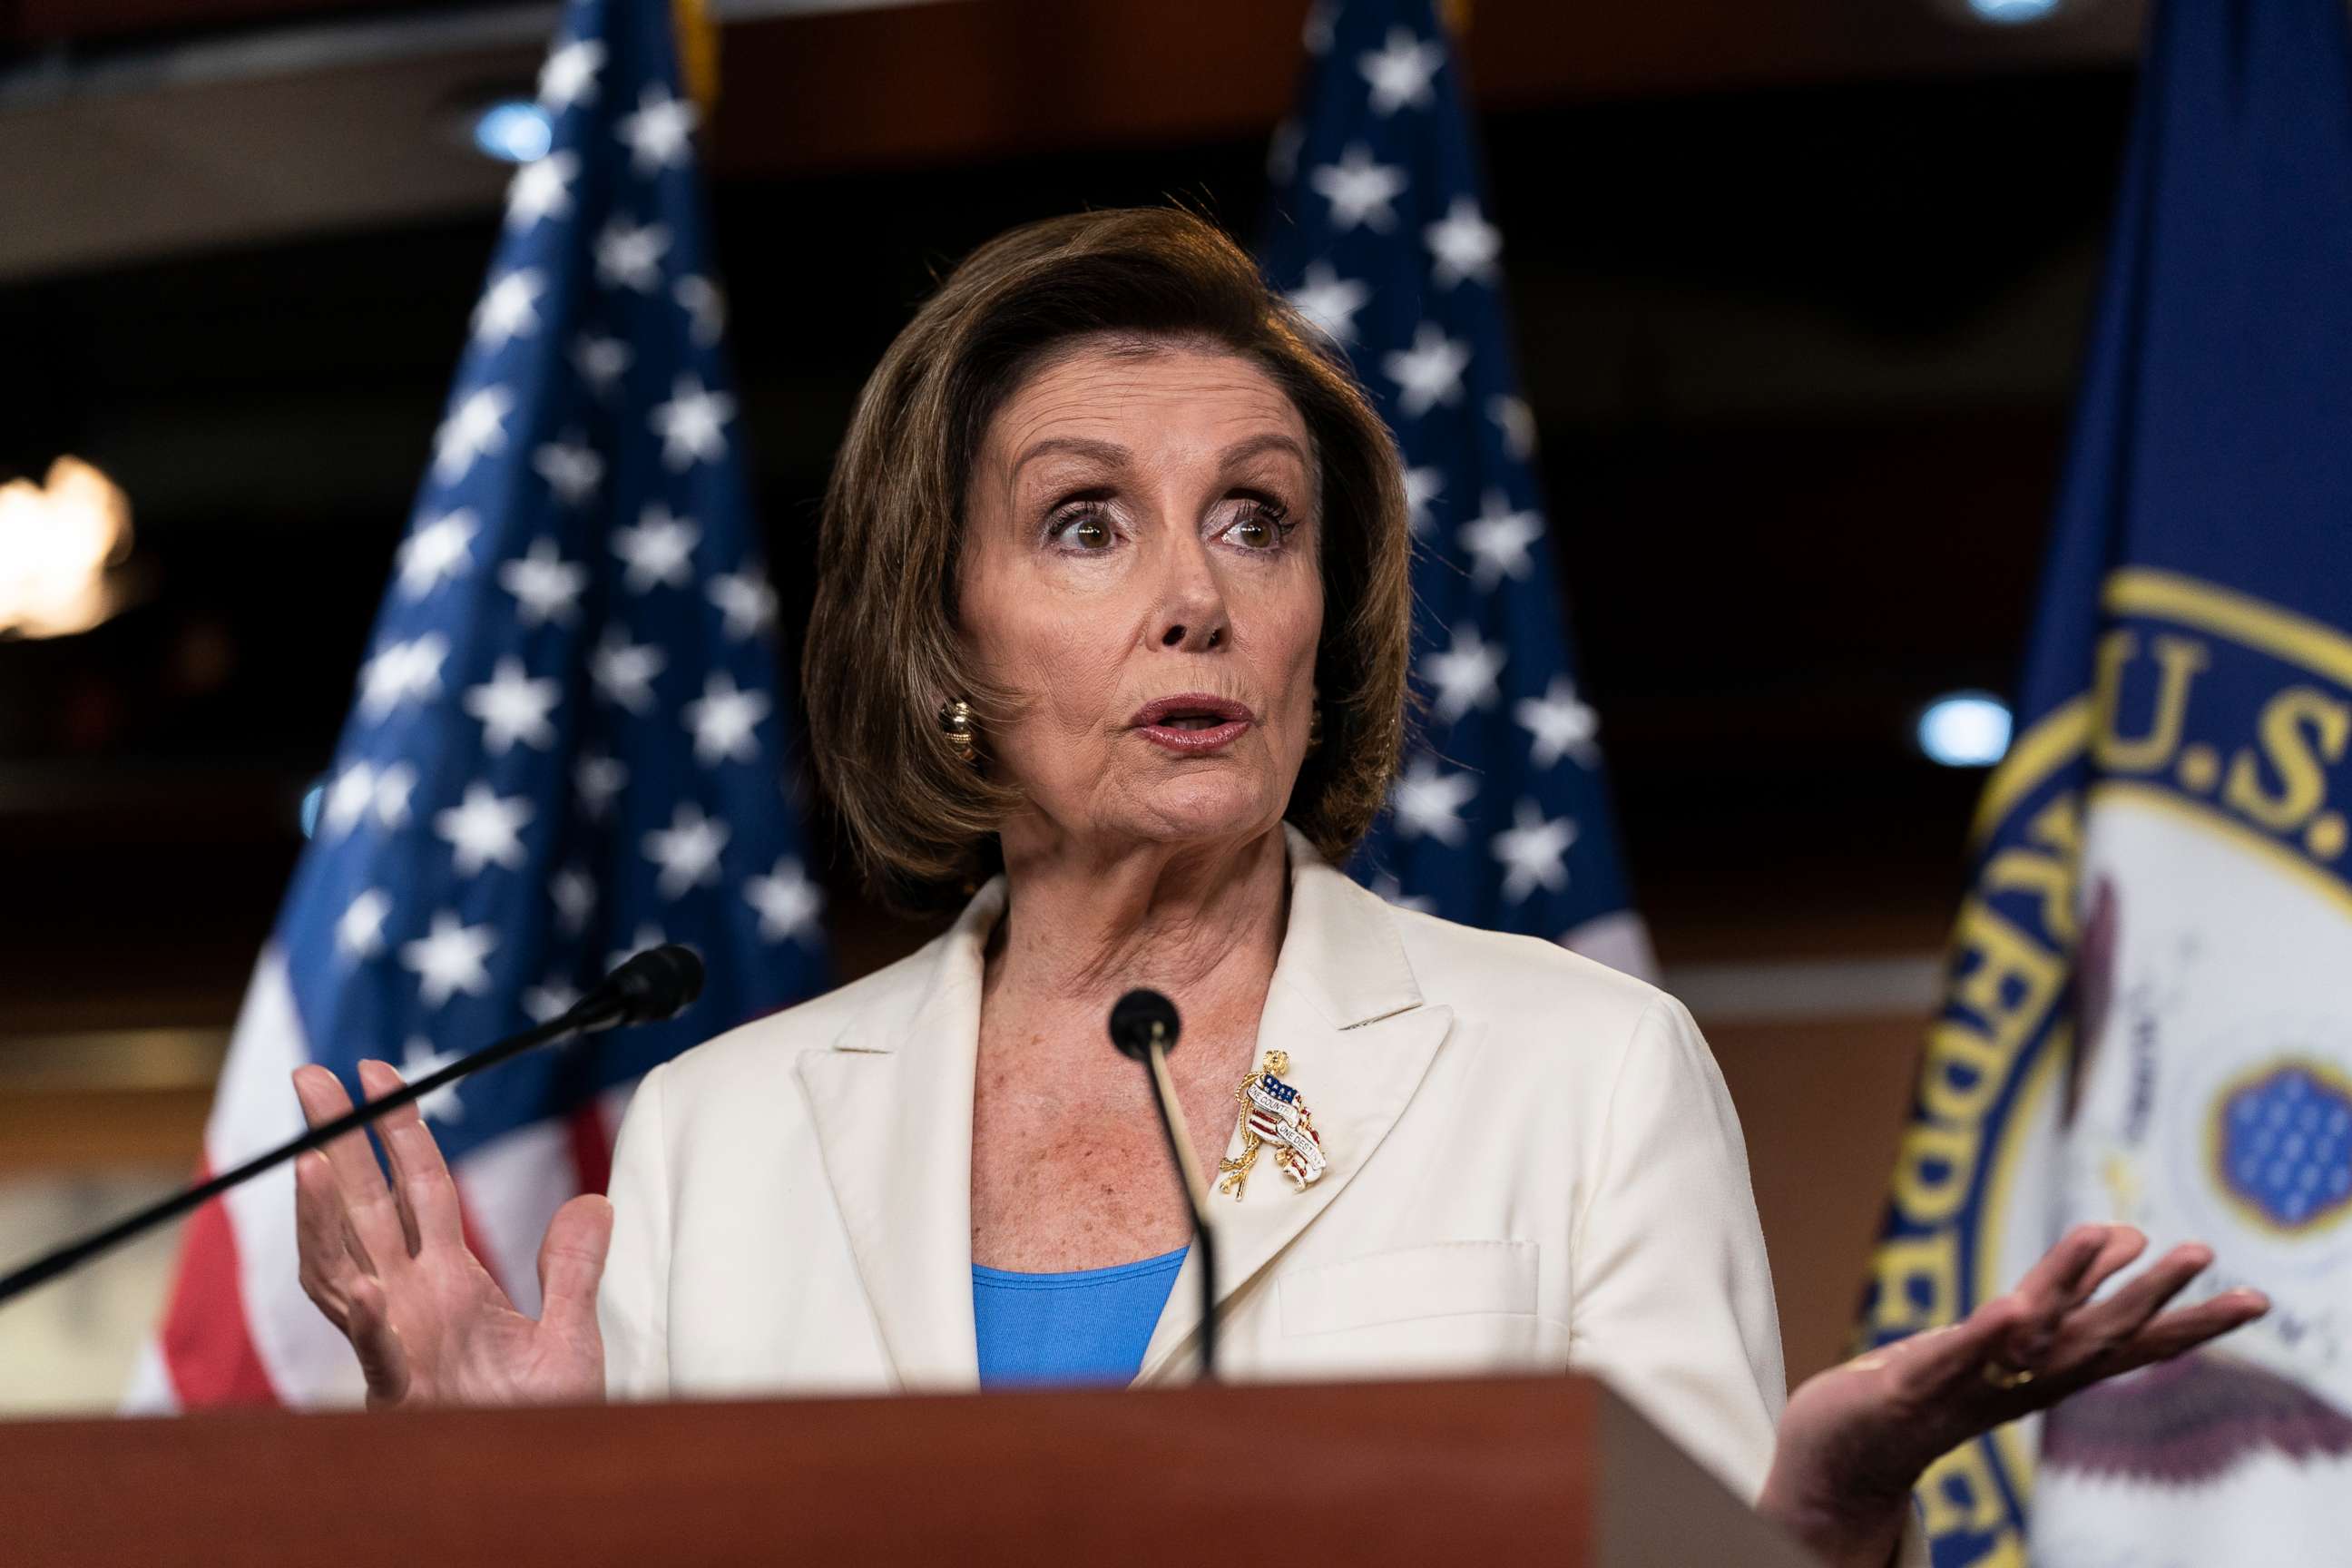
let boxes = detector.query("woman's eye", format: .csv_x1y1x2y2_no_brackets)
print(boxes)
1053,509,1114,551
1223,502,1289,551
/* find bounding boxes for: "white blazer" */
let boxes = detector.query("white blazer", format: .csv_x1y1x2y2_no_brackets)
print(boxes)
601,825,1906,1549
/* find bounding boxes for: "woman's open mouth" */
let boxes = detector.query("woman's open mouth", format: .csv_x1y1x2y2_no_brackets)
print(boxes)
1131,694,1254,753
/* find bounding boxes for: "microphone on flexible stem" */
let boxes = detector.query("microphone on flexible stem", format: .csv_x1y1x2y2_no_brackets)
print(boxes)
1108,988,1218,1381
0,945,706,1309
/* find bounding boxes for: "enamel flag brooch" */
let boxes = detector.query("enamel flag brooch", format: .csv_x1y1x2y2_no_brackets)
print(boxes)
1216,1049,1328,1199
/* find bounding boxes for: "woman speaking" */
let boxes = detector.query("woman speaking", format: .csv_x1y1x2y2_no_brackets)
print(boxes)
287,208,2265,1568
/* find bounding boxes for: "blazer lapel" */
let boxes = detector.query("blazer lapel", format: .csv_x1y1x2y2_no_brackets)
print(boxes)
1135,828,1454,1382
792,828,1451,1389
794,882,1002,1391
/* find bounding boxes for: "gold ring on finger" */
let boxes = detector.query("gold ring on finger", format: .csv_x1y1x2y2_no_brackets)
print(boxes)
1983,1360,2035,1392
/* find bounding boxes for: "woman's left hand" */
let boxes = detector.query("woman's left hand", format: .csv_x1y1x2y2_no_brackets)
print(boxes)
1759,1222,2269,1568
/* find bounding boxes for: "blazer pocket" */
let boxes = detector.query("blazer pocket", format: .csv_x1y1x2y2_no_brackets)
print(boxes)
1277,1240,1540,1338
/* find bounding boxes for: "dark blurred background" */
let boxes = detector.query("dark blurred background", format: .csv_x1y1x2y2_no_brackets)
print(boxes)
0,0,2142,1403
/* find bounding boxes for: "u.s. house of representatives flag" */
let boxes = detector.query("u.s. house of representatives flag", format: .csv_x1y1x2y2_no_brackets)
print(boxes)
129,0,827,1408
1259,0,1650,975
1859,0,2352,1561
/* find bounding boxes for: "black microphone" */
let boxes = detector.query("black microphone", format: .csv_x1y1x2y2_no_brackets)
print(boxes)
0,945,706,1308
577,942,705,1029
1109,988,1219,1380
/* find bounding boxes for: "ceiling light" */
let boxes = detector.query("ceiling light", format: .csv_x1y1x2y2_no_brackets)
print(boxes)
0,456,134,640
1916,691,2014,769
471,99,553,164
1966,0,2062,22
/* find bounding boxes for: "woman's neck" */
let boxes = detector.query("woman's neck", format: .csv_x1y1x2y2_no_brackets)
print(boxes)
984,821,1290,1022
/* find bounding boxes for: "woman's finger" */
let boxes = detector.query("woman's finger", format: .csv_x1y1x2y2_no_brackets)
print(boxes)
351,1060,422,1258
1890,1230,2151,1419
536,1194,613,1342
2004,1224,2124,1360
2119,1290,2269,1368
1882,1230,2114,1396
2063,1241,2215,1365
2018,1290,2269,1417
2065,1225,2151,1311
2014,1225,2116,1318
338,1206,381,1279
292,1149,361,1328
291,1064,407,1275
356,1059,466,1257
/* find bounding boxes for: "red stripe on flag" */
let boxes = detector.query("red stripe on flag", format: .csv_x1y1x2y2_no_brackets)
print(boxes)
157,1175,280,1407
569,1100,612,1197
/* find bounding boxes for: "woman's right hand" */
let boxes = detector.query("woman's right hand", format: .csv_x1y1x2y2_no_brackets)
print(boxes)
291,1058,611,1408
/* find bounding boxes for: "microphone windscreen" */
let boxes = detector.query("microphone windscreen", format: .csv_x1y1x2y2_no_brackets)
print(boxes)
1108,988,1181,1061
608,944,705,1024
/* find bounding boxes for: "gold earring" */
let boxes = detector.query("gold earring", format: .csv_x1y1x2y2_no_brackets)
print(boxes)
1307,706,1324,754
938,699,977,761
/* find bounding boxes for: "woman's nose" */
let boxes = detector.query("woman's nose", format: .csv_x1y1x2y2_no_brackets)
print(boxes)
1157,619,1225,651
1151,539,1230,653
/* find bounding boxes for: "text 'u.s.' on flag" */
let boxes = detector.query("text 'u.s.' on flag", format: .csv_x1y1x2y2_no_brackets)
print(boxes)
1858,0,2352,1560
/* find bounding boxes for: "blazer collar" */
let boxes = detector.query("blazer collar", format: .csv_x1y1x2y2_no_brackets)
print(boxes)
794,825,1452,1388
1263,822,1427,1029
1133,827,1452,1380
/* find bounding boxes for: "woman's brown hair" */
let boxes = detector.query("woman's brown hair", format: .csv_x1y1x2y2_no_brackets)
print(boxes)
802,206,1412,907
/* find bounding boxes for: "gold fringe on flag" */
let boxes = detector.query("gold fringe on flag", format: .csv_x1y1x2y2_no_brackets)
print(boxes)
671,0,720,113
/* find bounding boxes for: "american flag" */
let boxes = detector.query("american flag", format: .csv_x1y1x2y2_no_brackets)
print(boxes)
1259,0,1650,972
129,0,827,1408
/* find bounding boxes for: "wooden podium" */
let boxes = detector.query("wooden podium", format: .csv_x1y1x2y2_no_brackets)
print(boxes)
0,1375,1815,1565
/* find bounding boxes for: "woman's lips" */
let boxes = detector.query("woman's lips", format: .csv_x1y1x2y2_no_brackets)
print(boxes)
1137,718,1250,753
1131,694,1254,754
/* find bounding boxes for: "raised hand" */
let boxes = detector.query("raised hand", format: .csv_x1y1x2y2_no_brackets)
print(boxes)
290,1059,611,1408
1760,1223,2268,1568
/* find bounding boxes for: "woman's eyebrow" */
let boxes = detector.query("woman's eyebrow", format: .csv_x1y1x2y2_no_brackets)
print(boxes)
1219,433,1310,470
1012,432,1308,481
1011,436,1128,480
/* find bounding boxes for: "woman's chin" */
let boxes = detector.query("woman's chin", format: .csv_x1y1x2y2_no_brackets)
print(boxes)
1107,772,1286,849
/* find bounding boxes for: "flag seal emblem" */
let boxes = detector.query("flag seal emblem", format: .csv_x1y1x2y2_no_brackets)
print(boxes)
2211,1059,2352,1235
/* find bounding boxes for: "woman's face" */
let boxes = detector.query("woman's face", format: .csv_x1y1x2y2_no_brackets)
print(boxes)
957,338,1324,860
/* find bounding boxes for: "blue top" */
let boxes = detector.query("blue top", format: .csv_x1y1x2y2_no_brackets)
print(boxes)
972,1246,1188,1387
